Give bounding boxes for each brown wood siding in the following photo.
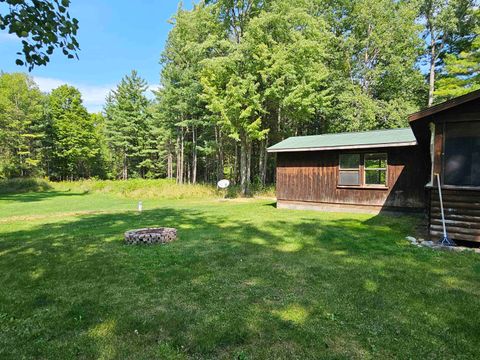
[433,123,443,175]
[276,146,429,209]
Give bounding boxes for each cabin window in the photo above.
[364,153,387,186]
[339,154,360,185]
[444,122,480,187]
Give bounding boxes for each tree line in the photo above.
[0,0,479,194]
[0,71,157,180]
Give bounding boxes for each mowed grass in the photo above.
[0,188,479,359]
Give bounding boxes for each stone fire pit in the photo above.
[124,227,177,245]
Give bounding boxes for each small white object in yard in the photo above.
[405,236,417,244]
[217,179,230,189]
[138,201,143,212]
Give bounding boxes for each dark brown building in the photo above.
[269,128,430,213]
[269,90,480,243]
[409,90,480,243]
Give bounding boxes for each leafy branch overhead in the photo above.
[0,0,79,70]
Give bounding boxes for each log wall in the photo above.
[429,188,480,242]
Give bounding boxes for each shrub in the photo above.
[0,178,52,194]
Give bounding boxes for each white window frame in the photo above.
[364,153,388,187]
[338,153,361,186]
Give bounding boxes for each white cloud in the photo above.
[146,84,162,101]
[33,76,114,113]
[33,77,69,92]
[33,76,161,113]
[148,84,161,93]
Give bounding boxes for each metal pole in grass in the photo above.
[435,173,455,246]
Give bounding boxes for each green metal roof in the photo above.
[267,128,417,153]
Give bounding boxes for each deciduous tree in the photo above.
[418,0,477,105]
[47,85,101,179]
[0,0,79,70]
[0,72,46,178]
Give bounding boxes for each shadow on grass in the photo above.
[0,190,87,203]
[0,206,479,359]
[262,202,277,208]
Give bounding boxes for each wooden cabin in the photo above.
[268,128,430,213]
[268,89,480,243]
[409,90,480,243]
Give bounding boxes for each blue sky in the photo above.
[0,0,193,112]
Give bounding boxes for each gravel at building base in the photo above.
[406,236,480,253]
[125,227,177,245]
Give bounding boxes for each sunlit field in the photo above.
[0,181,479,359]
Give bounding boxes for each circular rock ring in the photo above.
[124,227,177,245]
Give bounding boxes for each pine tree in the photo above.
[419,0,477,105]
[104,70,155,179]
[435,10,480,100]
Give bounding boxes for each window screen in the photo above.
[365,153,387,186]
[339,154,360,185]
[444,122,480,186]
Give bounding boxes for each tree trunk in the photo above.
[246,140,251,195]
[277,105,282,137]
[167,149,173,179]
[259,134,268,186]
[192,125,197,184]
[363,23,372,93]
[428,30,436,106]
[240,133,251,196]
[233,141,239,185]
[204,157,209,183]
[240,137,248,195]
[215,126,224,181]
[179,129,184,184]
[176,132,181,184]
[123,151,128,180]
[258,140,264,185]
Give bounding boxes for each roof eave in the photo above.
[408,89,480,122]
[267,141,417,153]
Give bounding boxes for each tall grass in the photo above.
[0,178,276,199]
[0,178,52,194]
[53,179,220,199]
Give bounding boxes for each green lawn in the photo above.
[0,189,479,359]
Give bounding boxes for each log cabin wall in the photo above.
[426,98,480,243]
[276,145,429,210]
[429,188,480,242]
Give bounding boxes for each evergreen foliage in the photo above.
[435,9,480,100]
[0,0,478,188]
[418,0,477,105]
[104,70,158,179]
